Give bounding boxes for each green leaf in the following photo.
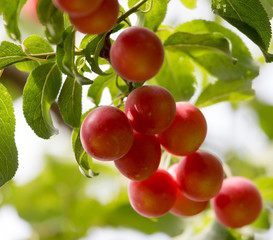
[144,0,167,31]
[15,35,54,72]
[0,41,27,70]
[58,77,82,128]
[37,0,64,44]
[23,35,54,54]
[0,84,18,187]
[195,79,255,108]
[164,32,234,60]
[14,61,39,73]
[128,0,167,31]
[88,71,116,106]
[79,35,98,50]
[85,33,110,76]
[148,26,196,101]
[255,177,273,202]
[180,0,197,9]
[252,100,273,140]
[151,52,196,101]
[72,111,98,178]
[56,27,91,85]
[23,63,62,139]
[259,0,273,19]
[176,20,259,81]
[1,0,27,41]
[164,31,243,81]
[211,0,272,62]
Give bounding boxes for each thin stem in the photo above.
[77,58,87,73]
[27,52,56,59]
[223,162,233,178]
[160,151,172,170]
[116,0,148,24]
[26,49,85,61]
[138,0,153,13]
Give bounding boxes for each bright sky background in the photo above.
[1,0,273,239]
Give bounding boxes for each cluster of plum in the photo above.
[52,0,262,229]
[80,84,262,229]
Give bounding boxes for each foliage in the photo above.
[0,0,273,239]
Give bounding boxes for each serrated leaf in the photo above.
[58,77,82,128]
[56,26,91,85]
[212,0,272,62]
[1,0,27,41]
[37,0,64,44]
[88,71,116,106]
[195,79,255,108]
[176,20,259,80]
[260,0,273,19]
[16,35,54,72]
[72,111,98,178]
[180,0,197,9]
[23,63,62,139]
[0,84,18,186]
[0,41,27,70]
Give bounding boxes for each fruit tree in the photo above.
[0,0,273,239]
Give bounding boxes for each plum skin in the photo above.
[69,0,119,35]
[110,26,165,82]
[80,106,134,161]
[175,151,224,202]
[157,102,207,156]
[125,85,176,135]
[211,176,263,228]
[128,169,177,218]
[168,163,209,217]
[114,131,161,181]
[52,0,103,17]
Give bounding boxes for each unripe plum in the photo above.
[168,164,209,217]
[110,26,164,82]
[211,176,263,228]
[176,151,224,202]
[125,85,176,135]
[80,106,134,161]
[128,169,177,218]
[157,102,207,156]
[69,0,119,35]
[52,0,103,17]
[114,131,161,181]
